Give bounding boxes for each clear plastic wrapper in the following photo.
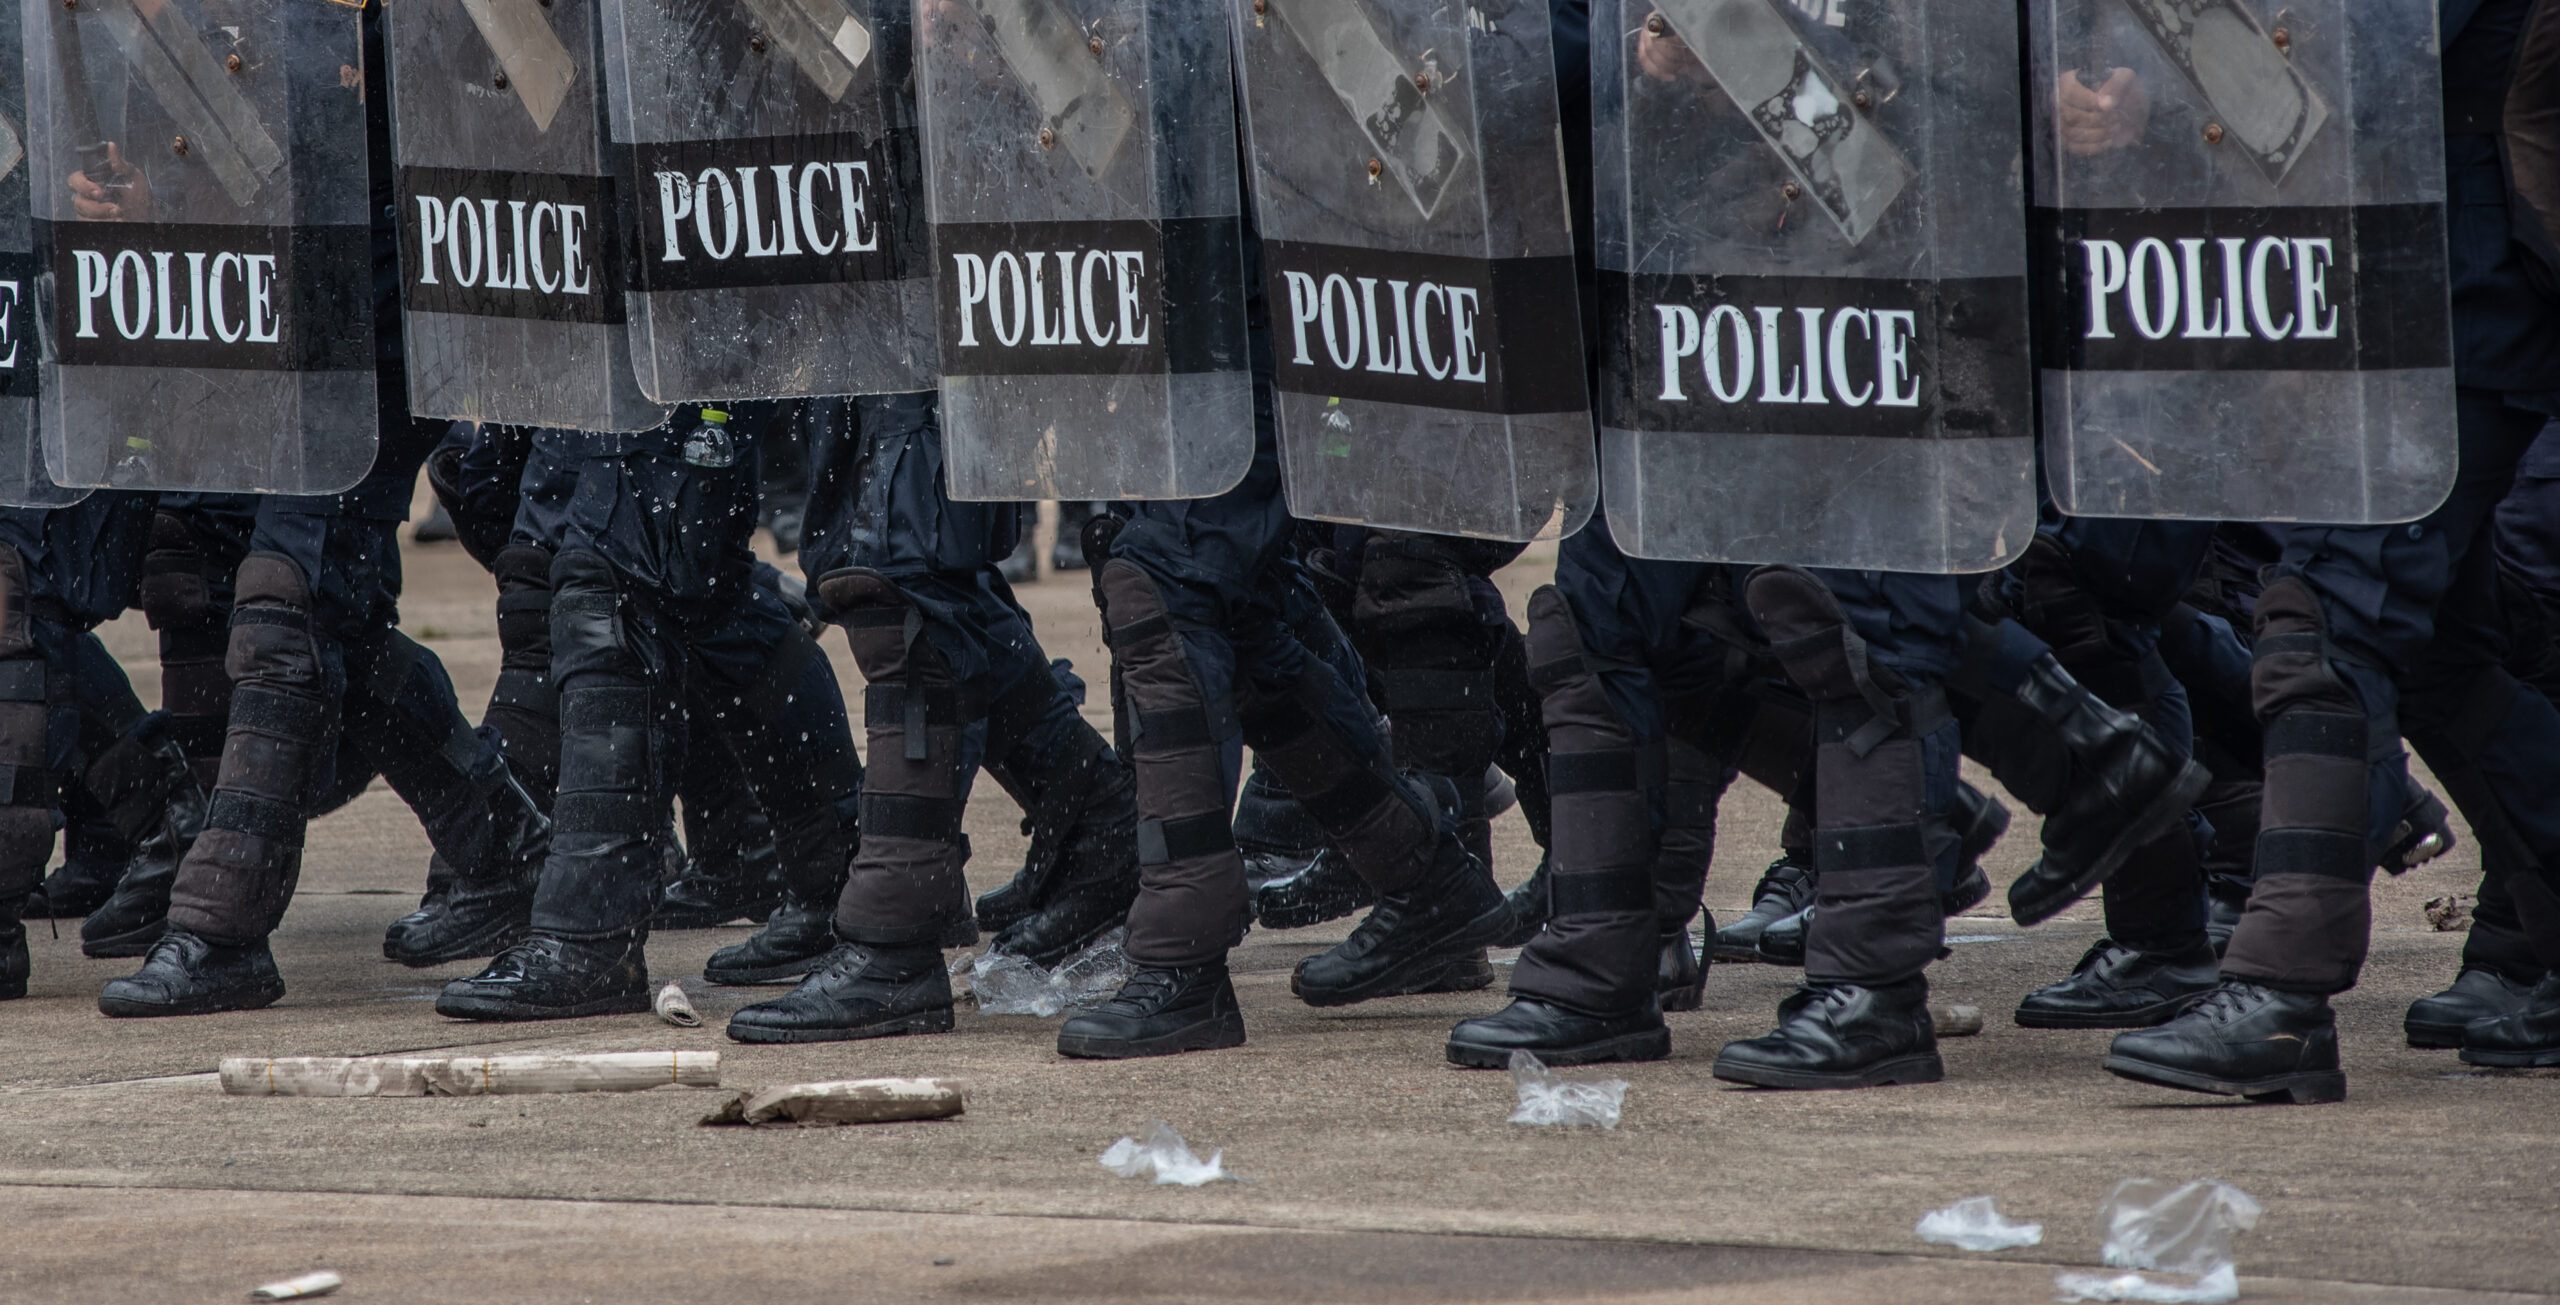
[1914,1196,2043,1251]
[1098,1120,1232,1185]
[968,928,1132,1017]
[1506,1050,1628,1129]
[2055,1177,2260,1303]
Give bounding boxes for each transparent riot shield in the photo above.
[2029,0,2454,523]
[1233,0,1594,541]
[1594,0,2036,572]
[0,0,79,506]
[389,0,669,431]
[600,0,935,402]
[919,0,1255,500]
[26,0,376,494]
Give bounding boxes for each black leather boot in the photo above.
[26,852,124,919]
[2103,980,2346,1103]
[1291,837,1515,1007]
[1658,920,1708,1012]
[2006,654,2211,927]
[1715,852,1812,962]
[2406,967,2542,1050]
[704,897,840,985]
[0,904,26,999]
[1057,961,1246,1059]
[2204,887,2247,956]
[97,929,284,1017]
[80,828,187,958]
[2459,974,2560,1067]
[383,855,457,960]
[1496,853,1551,947]
[1253,848,1375,930]
[1446,996,1670,1068]
[2015,937,2220,1029]
[387,775,548,967]
[725,943,953,1043]
[651,838,784,929]
[1712,977,1941,1089]
[981,749,1141,966]
[434,933,651,1020]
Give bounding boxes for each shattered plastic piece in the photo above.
[1506,1049,1628,1129]
[654,981,702,1027]
[2424,894,2472,932]
[969,928,1133,1016]
[1930,1003,1985,1036]
[218,1052,720,1097]
[1099,1120,1233,1185]
[2055,1264,2240,1303]
[249,1270,343,1300]
[1914,1196,2042,1250]
[700,1077,968,1127]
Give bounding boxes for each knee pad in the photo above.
[548,549,639,686]
[226,553,319,689]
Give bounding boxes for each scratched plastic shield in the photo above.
[918,0,1254,500]
[1233,0,1594,541]
[600,0,935,401]
[0,0,79,505]
[2030,0,2454,523]
[1595,0,2035,571]
[26,0,376,493]
[389,0,669,431]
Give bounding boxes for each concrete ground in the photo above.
[2,524,2554,1305]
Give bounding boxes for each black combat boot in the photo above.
[1447,996,1670,1068]
[96,929,284,1017]
[1716,851,1812,962]
[2015,938,2220,1029]
[1495,853,1550,947]
[1659,919,1708,1012]
[26,846,125,919]
[434,932,651,1020]
[2103,980,2345,1102]
[0,905,26,999]
[385,770,548,967]
[1712,977,1941,1090]
[979,742,1141,966]
[2459,974,2560,1067]
[2204,887,2248,956]
[81,822,191,958]
[725,943,953,1042]
[1291,836,1513,1007]
[1057,961,1246,1059]
[651,837,784,928]
[2407,968,2544,1050]
[1254,849,1376,930]
[383,855,456,960]
[705,895,841,985]
[2005,653,2211,926]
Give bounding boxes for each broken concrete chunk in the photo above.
[219,1052,720,1097]
[700,1077,969,1127]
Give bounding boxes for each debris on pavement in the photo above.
[700,1078,968,1127]
[1099,1120,1233,1185]
[2424,895,2473,931]
[654,981,702,1027]
[219,1051,721,1097]
[967,928,1133,1016]
[1913,1195,2042,1250]
[1929,1003,1985,1036]
[2054,1177,2261,1303]
[249,1270,342,1300]
[1506,1049,1629,1129]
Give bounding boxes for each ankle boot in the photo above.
[2007,653,2211,926]
[725,943,953,1043]
[2407,967,2543,1049]
[1712,977,1941,1089]
[1716,851,1813,962]
[1291,835,1513,1007]
[1056,961,1246,1059]
[97,929,284,1017]
[1447,996,1670,1068]
[2015,937,2220,1029]
[2459,973,2560,1067]
[2103,980,2345,1103]
[434,932,651,1021]
[705,896,842,984]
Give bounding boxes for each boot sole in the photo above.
[1290,901,1516,1008]
[2456,1045,2560,1068]
[1710,1050,1944,1090]
[391,918,531,970]
[2010,759,2212,928]
[1056,1008,1247,1060]
[98,980,285,1019]
[2014,991,2210,1030]
[703,953,833,986]
[1447,1025,1670,1069]
[726,1005,956,1044]
[434,989,654,1022]
[81,920,168,959]
[2100,1053,2347,1103]
[2404,1019,2470,1050]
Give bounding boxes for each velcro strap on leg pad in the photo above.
[1814,684,1949,759]
[2264,710,2365,759]
[1374,667,1494,713]
[551,791,664,837]
[228,606,309,633]
[865,682,978,731]
[560,686,652,731]
[1548,869,1656,916]
[860,791,964,841]
[207,789,305,845]
[1547,745,1664,796]
[0,658,45,703]
[0,762,60,807]
[1134,704,1230,752]
[1137,812,1236,865]
[2255,828,2373,882]
[230,686,327,738]
[1106,612,1173,648]
[1813,822,1929,873]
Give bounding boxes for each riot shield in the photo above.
[2029,0,2454,523]
[1232,0,1595,541]
[0,0,79,506]
[919,0,1255,501]
[26,0,376,494]
[1594,0,2036,572]
[600,0,935,402]
[389,0,670,431]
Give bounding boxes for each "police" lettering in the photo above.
[948,248,1151,349]
[652,162,877,263]
[1651,302,1919,408]
[410,195,592,296]
[2077,235,2336,344]
[70,247,281,344]
[1279,270,1487,383]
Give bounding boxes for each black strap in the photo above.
[1814,822,1928,873]
[230,687,327,738]
[837,605,908,629]
[1136,811,1236,865]
[2254,828,2372,881]
[2264,710,2365,760]
[1526,653,1586,693]
[561,686,651,731]
[0,762,60,807]
[1548,869,1654,915]
[2253,631,2324,659]
[860,791,962,841]
[1134,705,1223,752]
[207,789,305,845]
[551,790,664,837]
[1546,745,1663,795]
[228,606,308,631]
[1107,613,1172,648]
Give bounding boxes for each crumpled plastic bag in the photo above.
[1506,1049,1628,1129]
[2054,1178,2260,1303]
[969,929,1132,1017]
[1914,1196,2043,1251]
[1099,1120,1232,1185]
